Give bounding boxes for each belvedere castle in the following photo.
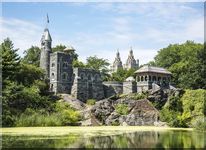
[40,25,172,102]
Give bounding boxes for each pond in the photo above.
[1,126,205,149]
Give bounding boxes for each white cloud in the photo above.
[1,17,42,56]
[1,2,203,67]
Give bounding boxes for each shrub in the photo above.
[191,117,206,131]
[119,93,147,100]
[60,109,81,125]
[15,109,62,127]
[115,104,129,115]
[181,90,206,125]
[159,108,187,127]
[111,120,120,126]
[15,103,82,127]
[86,99,96,105]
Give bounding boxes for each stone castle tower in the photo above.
[40,28,52,78]
[124,47,139,70]
[111,50,123,72]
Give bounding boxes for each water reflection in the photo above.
[2,130,206,148]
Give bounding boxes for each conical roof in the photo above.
[43,28,52,41]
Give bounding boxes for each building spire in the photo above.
[116,49,120,57]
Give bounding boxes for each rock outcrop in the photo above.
[91,98,159,126]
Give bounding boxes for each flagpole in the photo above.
[46,13,49,29]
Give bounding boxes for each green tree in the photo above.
[72,59,86,68]
[52,44,66,52]
[86,56,110,81]
[86,56,110,70]
[22,46,41,67]
[1,38,20,81]
[109,68,136,82]
[16,63,45,86]
[153,41,205,89]
[52,44,78,60]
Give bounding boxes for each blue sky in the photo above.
[1,2,204,64]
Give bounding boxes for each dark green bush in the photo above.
[15,102,81,126]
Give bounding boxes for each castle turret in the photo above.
[40,16,52,78]
[111,50,123,72]
[124,47,139,70]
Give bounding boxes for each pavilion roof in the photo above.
[135,65,172,75]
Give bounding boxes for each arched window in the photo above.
[88,74,92,81]
[51,73,55,78]
[168,77,170,82]
[137,76,140,82]
[80,73,85,80]
[63,62,68,68]
[141,76,144,81]
[152,76,156,81]
[94,74,99,81]
[62,73,67,80]
[145,76,148,81]
[50,84,53,91]
[52,63,55,67]
[158,77,161,81]
[149,76,151,81]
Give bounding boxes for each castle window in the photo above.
[149,76,151,81]
[145,76,148,81]
[137,76,140,82]
[141,76,144,81]
[88,74,92,81]
[80,73,85,80]
[94,74,99,81]
[152,76,156,81]
[50,84,53,91]
[62,73,67,80]
[63,62,68,68]
[52,63,55,67]
[51,73,55,78]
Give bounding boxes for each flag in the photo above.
[47,14,49,23]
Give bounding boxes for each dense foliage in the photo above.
[160,89,206,129]
[22,46,41,67]
[1,38,81,127]
[109,68,136,82]
[152,41,206,89]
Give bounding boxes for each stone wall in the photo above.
[103,81,123,97]
[50,52,73,94]
[71,68,104,102]
[123,81,137,94]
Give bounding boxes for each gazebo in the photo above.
[134,65,172,92]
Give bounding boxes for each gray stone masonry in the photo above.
[49,52,73,94]
[103,81,123,97]
[71,68,104,102]
[123,81,137,94]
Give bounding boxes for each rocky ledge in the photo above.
[90,98,159,126]
[62,88,181,126]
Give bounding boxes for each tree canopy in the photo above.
[153,41,205,89]
[22,46,41,67]
[1,38,20,81]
